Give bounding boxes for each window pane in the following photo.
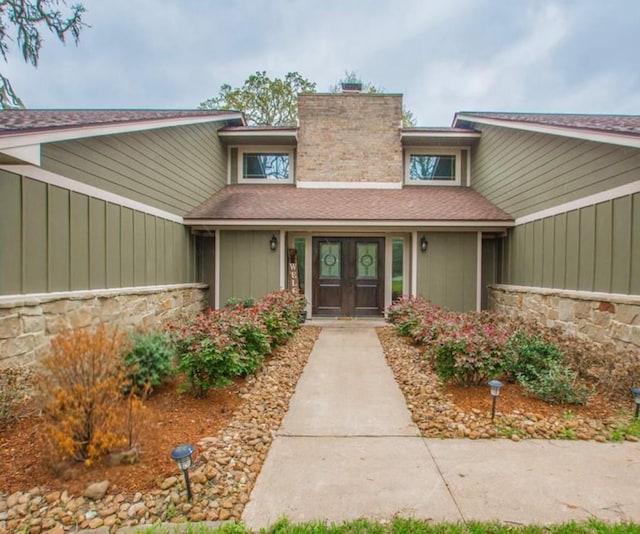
[409,155,455,181]
[320,242,341,278]
[243,153,290,179]
[392,238,403,300]
[357,243,377,279]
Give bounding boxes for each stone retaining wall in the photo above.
[0,284,208,367]
[488,284,640,351]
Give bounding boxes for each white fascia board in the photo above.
[219,129,297,139]
[0,164,184,223]
[0,144,40,165]
[0,113,243,150]
[401,131,481,140]
[515,179,640,225]
[296,181,403,189]
[185,219,514,228]
[455,114,640,149]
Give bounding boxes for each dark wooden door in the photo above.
[312,237,384,316]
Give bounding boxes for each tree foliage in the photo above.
[199,70,316,126]
[331,70,417,127]
[0,0,87,109]
[200,69,418,127]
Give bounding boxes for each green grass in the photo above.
[609,418,640,442]
[391,277,403,298]
[131,518,640,534]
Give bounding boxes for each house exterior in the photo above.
[0,96,638,366]
[453,113,640,350]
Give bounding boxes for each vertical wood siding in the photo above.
[0,171,197,296]
[41,122,228,216]
[505,192,640,294]
[471,125,640,219]
[416,232,477,312]
[219,231,280,305]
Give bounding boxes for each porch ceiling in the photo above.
[185,185,513,224]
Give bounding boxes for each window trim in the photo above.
[404,147,462,186]
[237,146,295,184]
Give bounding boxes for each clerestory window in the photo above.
[405,149,461,186]
[238,147,294,183]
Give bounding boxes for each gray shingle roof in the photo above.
[456,112,640,137]
[186,185,513,222]
[0,109,242,136]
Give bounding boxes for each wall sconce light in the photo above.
[632,387,640,418]
[170,444,194,501]
[269,235,278,251]
[488,380,503,421]
[420,236,428,252]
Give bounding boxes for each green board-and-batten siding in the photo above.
[416,232,477,312]
[219,231,280,305]
[0,170,198,296]
[41,122,228,216]
[470,125,640,219]
[503,193,640,295]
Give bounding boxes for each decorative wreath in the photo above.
[360,254,374,267]
[323,254,337,266]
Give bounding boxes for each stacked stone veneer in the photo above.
[296,93,403,183]
[489,284,640,351]
[0,284,207,367]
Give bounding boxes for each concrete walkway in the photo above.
[242,326,640,530]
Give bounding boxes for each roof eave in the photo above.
[184,218,514,228]
[218,128,298,145]
[0,112,245,151]
[401,129,481,147]
[454,113,640,149]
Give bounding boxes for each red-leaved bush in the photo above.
[386,297,640,404]
[173,290,307,397]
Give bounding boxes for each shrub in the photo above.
[225,296,255,309]
[229,307,271,374]
[505,333,591,405]
[258,290,307,345]
[431,313,509,386]
[387,296,435,340]
[124,331,177,398]
[0,366,36,430]
[174,310,238,397]
[517,360,590,404]
[503,333,563,383]
[42,326,131,462]
[173,290,306,397]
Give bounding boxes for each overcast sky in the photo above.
[3,0,639,126]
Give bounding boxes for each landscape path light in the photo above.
[632,387,640,419]
[488,380,503,421]
[170,444,194,501]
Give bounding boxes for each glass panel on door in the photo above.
[320,242,341,278]
[356,243,378,279]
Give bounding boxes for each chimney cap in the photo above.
[340,82,363,93]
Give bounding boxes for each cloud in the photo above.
[0,0,638,122]
[408,2,572,124]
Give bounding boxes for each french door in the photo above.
[312,237,384,316]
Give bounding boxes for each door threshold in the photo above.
[306,317,387,327]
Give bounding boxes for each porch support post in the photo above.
[279,229,286,289]
[304,234,312,316]
[214,229,221,309]
[476,231,482,311]
[411,231,418,298]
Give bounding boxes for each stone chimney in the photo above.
[296,93,403,184]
